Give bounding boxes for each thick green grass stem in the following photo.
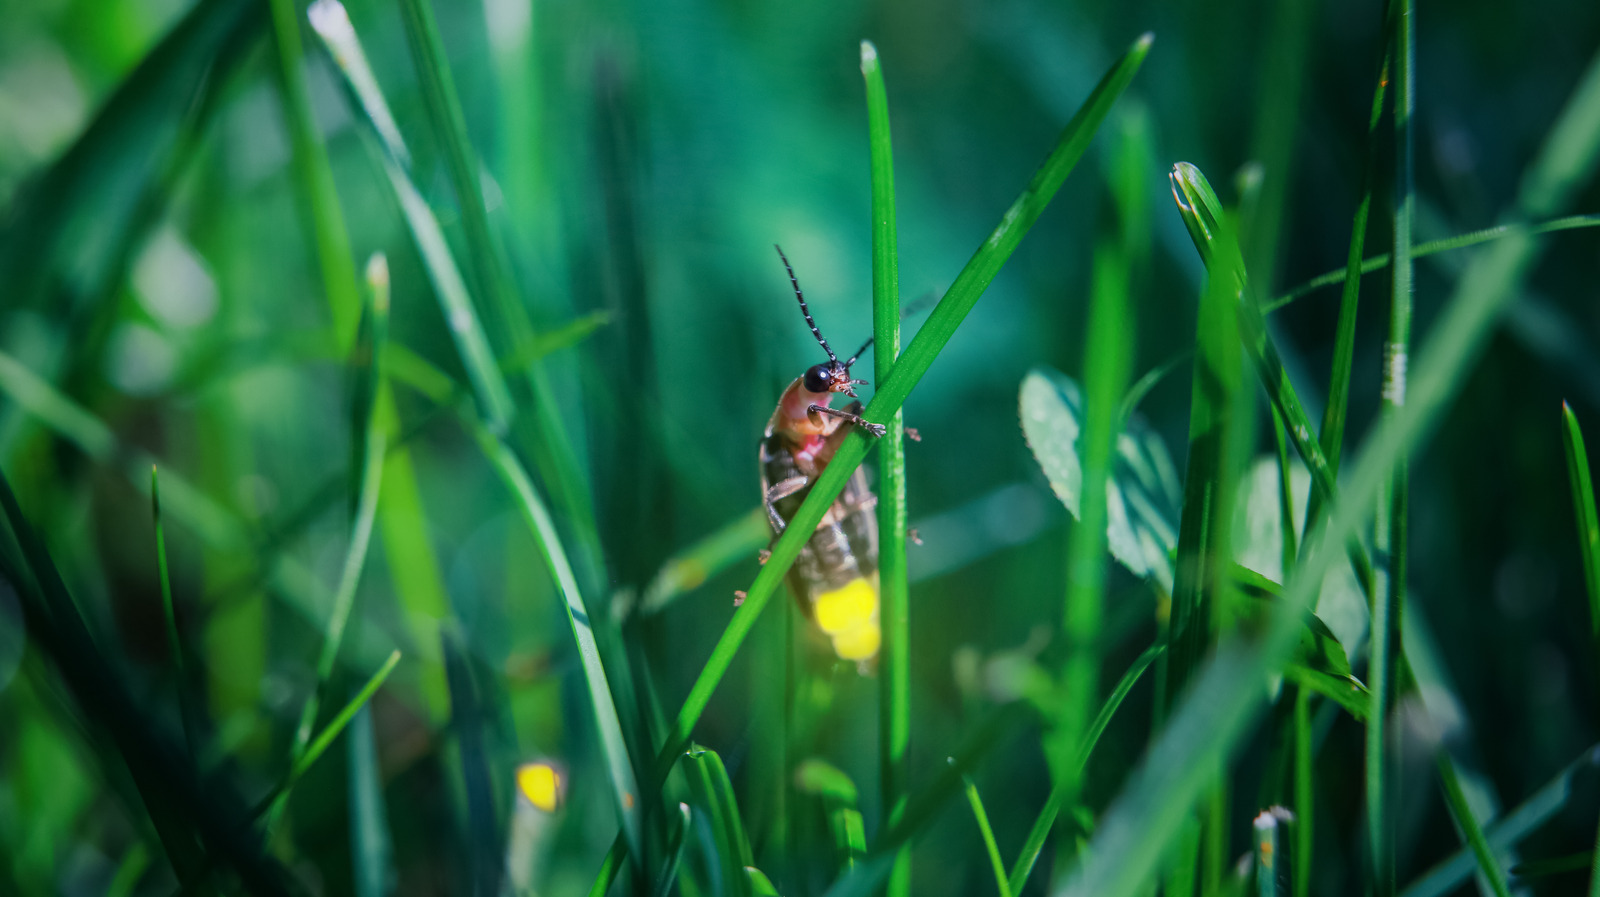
[1369,3,1413,892]
[861,38,912,897]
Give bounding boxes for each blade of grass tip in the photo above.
[1434,753,1513,897]
[1008,643,1164,894]
[151,466,198,762]
[266,0,361,350]
[1292,689,1313,897]
[963,773,1015,897]
[861,37,912,897]
[1304,23,1392,536]
[651,803,693,897]
[589,36,1152,890]
[747,867,782,896]
[1369,4,1414,892]
[1264,214,1600,313]
[1562,403,1600,664]
[1054,41,1600,897]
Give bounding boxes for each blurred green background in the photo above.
[1,0,1599,894]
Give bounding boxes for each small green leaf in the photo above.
[1021,366,1182,590]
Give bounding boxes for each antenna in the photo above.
[844,336,873,368]
[774,244,836,362]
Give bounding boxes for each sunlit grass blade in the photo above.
[1263,214,1600,313]
[151,466,198,762]
[962,774,1014,897]
[1054,41,1600,897]
[862,37,912,897]
[747,867,782,896]
[266,0,361,349]
[585,34,1151,889]
[1008,643,1163,894]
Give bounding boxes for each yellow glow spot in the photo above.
[831,622,881,661]
[517,763,561,812]
[813,578,877,635]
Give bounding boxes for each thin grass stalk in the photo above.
[265,0,361,350]
[962,775,1014,897]
[278,259,391,823]
[1304,22,1392,535]
[1263,214,1600,313]
[1369,3,1414,892]
[861,39,910,897]
[150,466,197,762]
[1565,404,1600,897]
[1254,810,1285,897]
[1270,407,1298,570]
[1008,644,1163,894]
[1434,756,1513,897]
[590,36,1151,890]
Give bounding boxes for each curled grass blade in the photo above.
[650,803,692,897]
[862,38,912,897]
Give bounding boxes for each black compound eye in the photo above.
[803,364,832,393]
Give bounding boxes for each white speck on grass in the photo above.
[1382,341,1408,405]
[860,40,878,72]
[307,0,354,40]
[450,308,473,334]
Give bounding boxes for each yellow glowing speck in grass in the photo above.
[813,578,877,634]
[516,762,561,812]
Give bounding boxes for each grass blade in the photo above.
[1433,753,1512,897]
[795,758,867,871]
[1562,402,1600,664]
[347,702,393,897]
[962,775,1014,897]
[151,466,198,762]
[1293,690,1313,897]
[1253,809,1288,897]
[1008,643,1164,894]
[684,746,754,897]
[1369,4,1415,890]
[266,0,361,349]
[650,803,692,897]
[862,38,912,897]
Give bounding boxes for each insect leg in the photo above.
[808,404,887,437]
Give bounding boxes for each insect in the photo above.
[760,245,885,663]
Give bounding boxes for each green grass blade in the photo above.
[347,702,393,897]
[306,0,515,431]
[963,775,1015,897]
[862,38,912,897]
[1433,753,1512,897]
[651,803,692,897]
[796,758,867,871]
[1263,214,1600,313]
[635,508,769,618]
[747,866,782,896]
[473,427,643,862]
[1238,0,1313,295]
[684,747,750,897]
[1053,40,1600,896]
[1562,403,1600,662]
[150,466,197,762]
[1306,33,1391,535]
[266,0,361,350]
[1370,4,1415,890]
[281,259,391,811]
[1009,644,1163,894]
